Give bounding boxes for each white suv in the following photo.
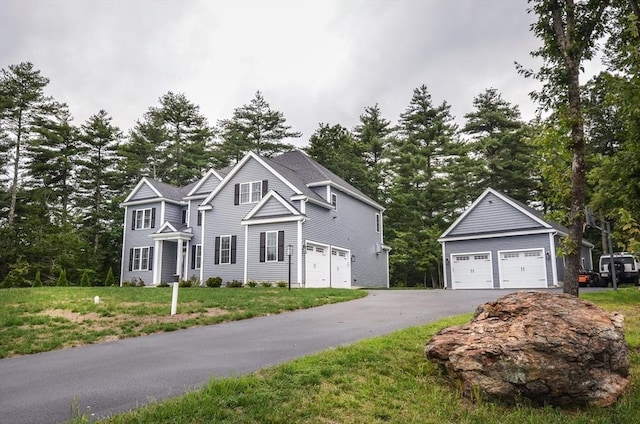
[599,252,640,285]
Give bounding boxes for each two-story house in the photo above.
[120,150,390,288]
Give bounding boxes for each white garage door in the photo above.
[305,244,330,288]
[499,249,547,288]
[451,253,493,289]
[331,248,351,288]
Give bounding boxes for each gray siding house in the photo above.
[438,188,593,289]
[120,150,389,288]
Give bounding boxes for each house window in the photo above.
[214,235,236,265]
[133,208,154,230]
[266,231,278,262]
[260,230,284,262]
[375,213,380,233]
[240,181,262,204]
[331,192,337,209]
[192,244,202,269]
[197,210,202,226]
[181,209,187,224]
[220,236,231,264]
[130,247,152,271]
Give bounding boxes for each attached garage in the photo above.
[439,188,594,290]
[498,249,547,289]
[305,242,351,288]
[450,252,493,289]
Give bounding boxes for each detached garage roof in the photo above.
[439,188,593,247]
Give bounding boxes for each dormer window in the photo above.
[331,192,337,209]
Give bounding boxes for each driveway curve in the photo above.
[1,289,550,423]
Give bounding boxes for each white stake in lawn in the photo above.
[171,282,179,315]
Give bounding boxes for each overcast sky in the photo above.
[3,0,551,147]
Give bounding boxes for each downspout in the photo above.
[549,232,558,286]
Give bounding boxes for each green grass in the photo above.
[0,286,366,358]
[98,288,640,424]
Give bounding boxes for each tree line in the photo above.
[2,1,639,289]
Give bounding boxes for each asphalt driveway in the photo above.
[1,288,551,423]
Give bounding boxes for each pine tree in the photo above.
[217,91,301,164]
[385,85,462,286]
[462,88,536,203]
[0,62,54,225]
[104,266,115,287]
[76,110,122,262]
[56,268,68,287]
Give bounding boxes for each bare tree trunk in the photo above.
[8,112,23,225]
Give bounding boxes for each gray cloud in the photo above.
[3,0,550,146]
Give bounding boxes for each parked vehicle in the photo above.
[579,267,602,287]
[599,252,640,285]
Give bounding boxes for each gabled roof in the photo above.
[439,188,594,247]
[270,150,384,210]
[186,169,224,197]
[242,190,305,224]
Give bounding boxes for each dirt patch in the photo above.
[42,309,102,323]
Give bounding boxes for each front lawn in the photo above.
[98,288,640,424]
[0,286,366,358]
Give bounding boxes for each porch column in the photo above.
[176,239,184,281]
[153,239,162,285]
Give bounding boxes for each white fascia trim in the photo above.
[149,232,194,241]
[441,241,447,289]
[297,219,303,286]
[291,194,333,210]
[201,152,303,206]
[183,194,209,201]
[156,221,178,233]
[121,198,185,207]
[438,228,555,242]
[440,188,551,239]
[198,204,213,211]
[122,177,162,204]
[199,210,206,284]
[186,169,224,197]
[306,181,385,211]
[241,215,306,226]
[244,190,302,221]
[244,225,248,284]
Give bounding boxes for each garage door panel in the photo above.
[499,249,547,288]
[305,244,329,288]
[331,248,351,289]
[451,252,493,289]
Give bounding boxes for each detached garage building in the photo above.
[439,188,594,289]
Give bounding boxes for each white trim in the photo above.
[199,209,206,284]
[153,240,162,285]
[219,234,233,265]
[120,206,128,286]
[549,232,558,285]
[440,188,551,239]
[160,201,166,227]
[122,177,163,204]
[241,215,306,226]
[297,219,303,287]
[186,169,224,197]
[265,230,279,262]
[243,190,302,221]
[439,228,555,242]
[121,198,185,207]
[149,231,194,241]
[306,180,385,211]
[201,152,302,206]
[244,225,248,284]
[441,240,447,289]
[291,194,334,210]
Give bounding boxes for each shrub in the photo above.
[56,269,69,287]
[206,276,222,288]
[261,281,273,288]
[121,281,133,287]
[276,281,287,288]
[188,275,201,287]
[158,281,170,287]
[2,257,32,288]
[33,270,43,288]
[80,270,91,287]
[179,280,192,288]
[226,280,244,288]
[104,267,116,287]
[247,280,258,288]
[135,278,145,287]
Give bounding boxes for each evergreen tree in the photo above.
[123,92,214,186]
[104,266,115,287]
[0,62,54,225]
[76,110,122,265]
[217,91,301,164]
[28,104,77,226]
[305,123,368,189]
[462,88,536,203]
[353,104,392,203]
[56,268,69,287]
[385,85,462,286]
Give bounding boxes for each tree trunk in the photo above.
[8,111,23,225]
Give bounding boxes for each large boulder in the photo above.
[424,291,629,407]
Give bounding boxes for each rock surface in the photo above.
[424,291,629,407]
